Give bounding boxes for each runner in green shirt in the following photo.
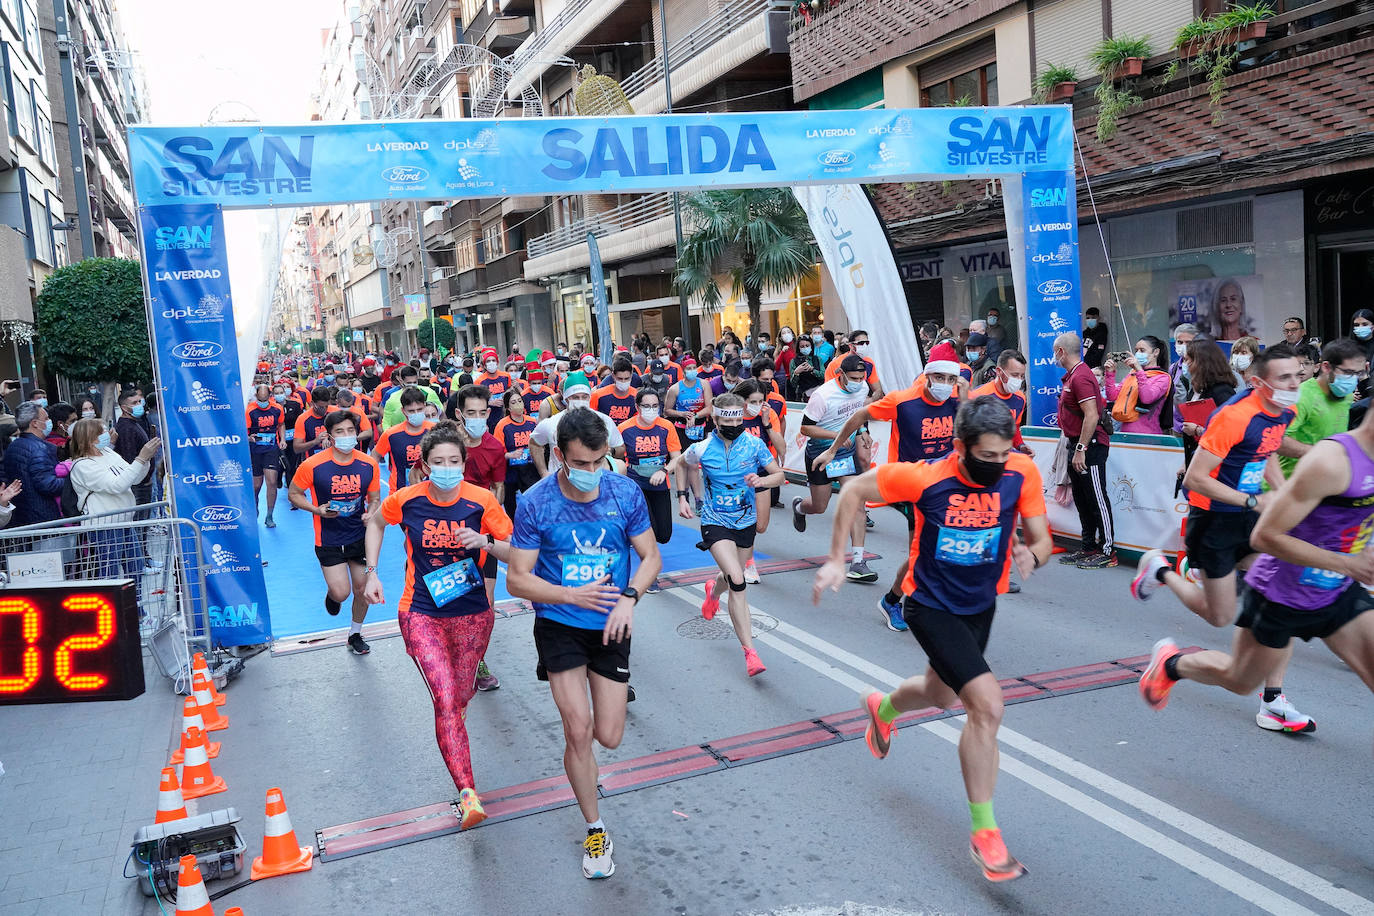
[1277,338,1364,477]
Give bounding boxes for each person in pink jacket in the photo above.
[1104,335,1173,435]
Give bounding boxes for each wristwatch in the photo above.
[1244,494,1258,510]
[1074,443,1087,452]
[364,565,378,574]
[620,586,640,605]
[486,533,495,546]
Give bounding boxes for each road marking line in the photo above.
[924,719,1317,916]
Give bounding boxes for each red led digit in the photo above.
[0,598,41,693]
[54,594,115,691]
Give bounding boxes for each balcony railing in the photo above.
[620,0,788,101]
[527,193,675,259]
[506,0,596,86]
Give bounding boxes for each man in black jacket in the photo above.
[113,389,154,506]
[2,401,62,525]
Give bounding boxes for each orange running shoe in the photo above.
[970,828,1026,882]
[458,788,487,830]
[701,580,720,620]
[863,691,894,759]
[743,647,766,677]
[1139,638,1180,711]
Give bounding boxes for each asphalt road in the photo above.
[19,499,1374,916]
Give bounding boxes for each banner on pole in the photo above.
[403,293,426,330]
[140,203,273,646]
[587,232,613,365]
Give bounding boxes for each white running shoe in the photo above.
[1256,693,1316,733]
[1130,549,1170,601]
[743,561,760,584]
[582,827,615,879]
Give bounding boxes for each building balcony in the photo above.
[506,0,650,96]
[621,0,790,113]
[499,0,535,14]
[525,192,677,278]
[501,195,545,219]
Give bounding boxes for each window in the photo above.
[0,0,17,29]
[35,109,52,168]
[12,75,32,148]
[550,91,574,117]
[483,222,505,260]
[918,37,998,107]
[29,193,52,266]
[20,0,39,71]
[1,44,13,138]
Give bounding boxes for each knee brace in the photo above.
[728,577,747,592]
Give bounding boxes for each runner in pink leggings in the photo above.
[363,421,513,828]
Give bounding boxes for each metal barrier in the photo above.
[0,501,213,687]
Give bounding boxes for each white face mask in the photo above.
[1231,353,1252,371]
[614,379,630,393]
[781,332,794,343]
[1003,375,1024,392]
[854,343,871,356]
[1268,385,1300,408]
[485,361,498,373]
[746,402,763,416]
[639,407,659,423]
[928,382,954,403]
[568,397,591,411]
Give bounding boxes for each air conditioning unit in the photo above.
[596,51,618,78]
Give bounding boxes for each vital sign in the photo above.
[0,581,143,704]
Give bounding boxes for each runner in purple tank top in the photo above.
[1136,410,1374,725]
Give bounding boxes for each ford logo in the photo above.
[382,166,428,183]
[172,341,223,360]
[818,149,855,167]
[1037,279,1073,296]
[193,505,242,524]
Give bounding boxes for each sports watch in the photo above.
[620,586,640,605]
[1244,494,1258,510]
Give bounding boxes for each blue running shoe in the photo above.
[879,595,907,631]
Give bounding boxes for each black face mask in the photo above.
[718,423,745,441]
[963,454,1006,487]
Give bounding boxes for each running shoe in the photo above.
[865,512,875,530]
[878,595,907,631]
[743,647,766,677]
[1131,549,1170,601]
[626,684,636,703]
[847,559,879,583]
[1007,581,1021,594]
[701,580,720,620]
[1139,638,1179,710]
[970,828,1026,882]
[264,514,276,529]
[582,827,615,879]
[645,580,662,595]
[347,632,371,655]
[1076,551,1119,569]
[475,660,500,691]
[1058,548,1091,565]
[862,691,894,759]
[743,561,760,584]
[1256,693,1316,733]
[457,788,487,829]
[791,496,807,532]
[325,596,342,616]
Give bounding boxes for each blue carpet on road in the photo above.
[258,469,768,638]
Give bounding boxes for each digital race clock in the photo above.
[0,580,144,704]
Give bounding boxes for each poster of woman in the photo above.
[1168,275,1263,342]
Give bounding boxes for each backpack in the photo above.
[60,458,90,518]
[1111,368,1169,424]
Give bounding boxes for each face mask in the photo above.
[333,435,357,453]
[986,315,999,327]
[256,398,270,408]
[81,409,96,419]
[97,432,111,450]
[1003,375,1024,392]
[485,361,498,373]
[1231,353,1252,371]
[651,373,664,384]
[1266,384,1300,408]
[1175,341,1189,358]
[428,465,464,490]
[781,332,794,343]
[966,350,983,362]
[352,385,363,394]
[854,343,871,356]
[839,378,861,394]
[636,407,659,424]
[1331,374,1358,398]
[323,375,335,384]
[510,370,522,380]
[812,334,823,343]
[684,369,698,382]
[568,398,591,410]
[43,418,52,437]
[1134,351,1151,364]
[798,346,811,356]
[406,411,426,427]
[1086,319,1098,329]
[717,423,745,441]
[273,393,286,403]
[928,382,954,403]
[89,387,98,394]
[131,403,145,418]
[746,403,763,416]
[1357,325,1374,340]
[614,379,630,393]
[566,466,601,492]
[463,417,487,438]
[963,453,1006,487]
[34,398,47,408]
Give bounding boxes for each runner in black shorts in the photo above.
[506,408,662,880]
[813,396,1052,882]
[246,384,285,528]
[1140,408,1374,733]
[618,388,682,594]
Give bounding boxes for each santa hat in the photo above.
[925,342,960,376]
[480,348,498,361]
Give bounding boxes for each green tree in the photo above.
[674,189,818,345]
[334,326,354,349]
[416,317,456,351]
[35,257,151,383]
[307,338,326,354]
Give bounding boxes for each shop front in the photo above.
[1306,170,1374,342]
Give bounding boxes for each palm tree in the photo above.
[674,188,818,346]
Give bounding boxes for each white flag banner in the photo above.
[793,185,922,394]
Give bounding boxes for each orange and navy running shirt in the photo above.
[522,385,554,416]
[1190,390,1294,513]
[618,416,681,491]
[244,403,283,449]
[381,481,513,618]
[292,450,381,546]
[970,380,1027,448]
[475,371,514,402]
[877,452,1045,614]
[374,419,435,490]
[867,377,959,464]
[590,386,638,424]
[293,411,329,456]
[740,408,783,458]
[494,415,538,477]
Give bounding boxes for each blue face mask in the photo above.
[1355,325,1373,340]
[428,465,464,490]
[332,435,357,453]
[273,394,286,404]
[34,398,46,408]
[1086,319,1098,329]
[406,411,426,427]
[684,369,698,383]
[43,418,52,437]
[566,466,601,492]
[463,417,487,439]
[1331,373,1359,398]
[97,432,111,450]
[323,374,336,384]
[256,398,269,408]
[131,403,145,418]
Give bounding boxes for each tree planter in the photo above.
[1048,80,1077,101]
[1235,20,1268,41]
[1112,57,1144,78]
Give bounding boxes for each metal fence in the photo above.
[0,501,212,690]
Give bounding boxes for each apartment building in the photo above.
[788,0,1374,353]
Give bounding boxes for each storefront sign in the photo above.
[1306,172,1374,233]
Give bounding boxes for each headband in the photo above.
[713,406,744,420]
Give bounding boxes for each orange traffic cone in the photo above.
[170,697,221,765]
[174,854,215,916]
[177,726,226,799]
[191,672,228,731]
[191,653,227,707]
[224,909,244,916]
[154,767,189,824]
[250,787,313,880]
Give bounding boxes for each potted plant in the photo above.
[1033,64,1079,103]
[1167,2,1273,122]
[1171,17,1216,59]
[1219,2,1272,42]
[1090,35,1151,79]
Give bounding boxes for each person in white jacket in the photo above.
[67,418,160,582]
